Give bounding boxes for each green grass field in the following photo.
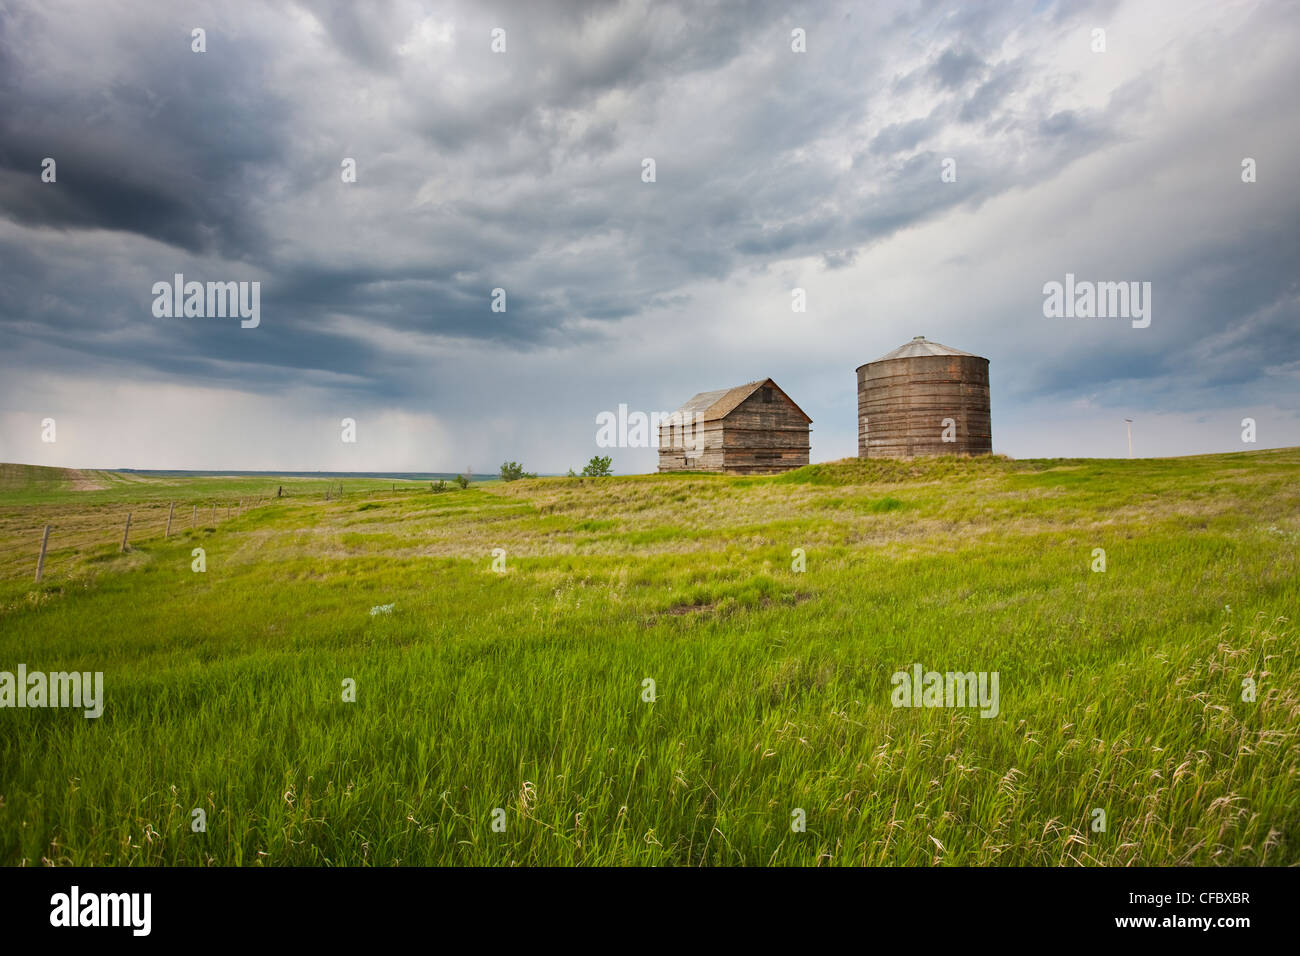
[1,450,1297,866]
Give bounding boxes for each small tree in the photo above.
[499,461,537,481]
[581,455,613,477]
[455,467,471,490]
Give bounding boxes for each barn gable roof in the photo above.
[667,378,812,424]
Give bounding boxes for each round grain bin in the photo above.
[856,336,991,458]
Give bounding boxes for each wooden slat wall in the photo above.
[658,386,810,474]
[658,422,725,472]
[857,355,991,458]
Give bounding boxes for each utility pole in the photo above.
[1125,418,1134,459]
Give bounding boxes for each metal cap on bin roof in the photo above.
[856,336,981,370]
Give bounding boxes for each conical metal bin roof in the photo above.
[856,336,981,371]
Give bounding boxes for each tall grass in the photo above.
[1,449,1297,865]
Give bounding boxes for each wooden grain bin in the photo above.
[856,336,991,458]
[658,378,812,474]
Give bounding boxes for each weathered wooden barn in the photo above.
[657,378,812,474]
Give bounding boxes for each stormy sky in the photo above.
[1,0,1297,473]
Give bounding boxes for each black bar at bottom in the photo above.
[0,865,1287,942]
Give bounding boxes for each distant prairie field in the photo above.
[0,451,1297,866]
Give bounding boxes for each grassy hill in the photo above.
[0,462,111,497]
[0,449,1297,865]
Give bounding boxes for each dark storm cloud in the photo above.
[1011,207,1300,408]
[0,16,288,259]
[0,0,1297,450]
[0,0,1112,371]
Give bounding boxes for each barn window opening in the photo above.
[761,387,773,403]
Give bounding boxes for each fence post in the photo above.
[166,501,175,537]
[211,504,216,524]
[120,512,132,552]
[35,525,51,582]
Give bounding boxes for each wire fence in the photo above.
[0,495,272,583]
[0,480,461,583]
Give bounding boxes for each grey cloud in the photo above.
[959,62,1022,123]
[931,46,984,89]
[1,0,1298,469]
[299,0,402,72]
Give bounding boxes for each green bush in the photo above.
[581,455,613,478]
[500,461,537,481]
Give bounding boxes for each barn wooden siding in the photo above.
[857,337,991,458]
[658,379,811,474]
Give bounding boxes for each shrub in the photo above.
[581,455,613,478]
[500,461,537,481]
